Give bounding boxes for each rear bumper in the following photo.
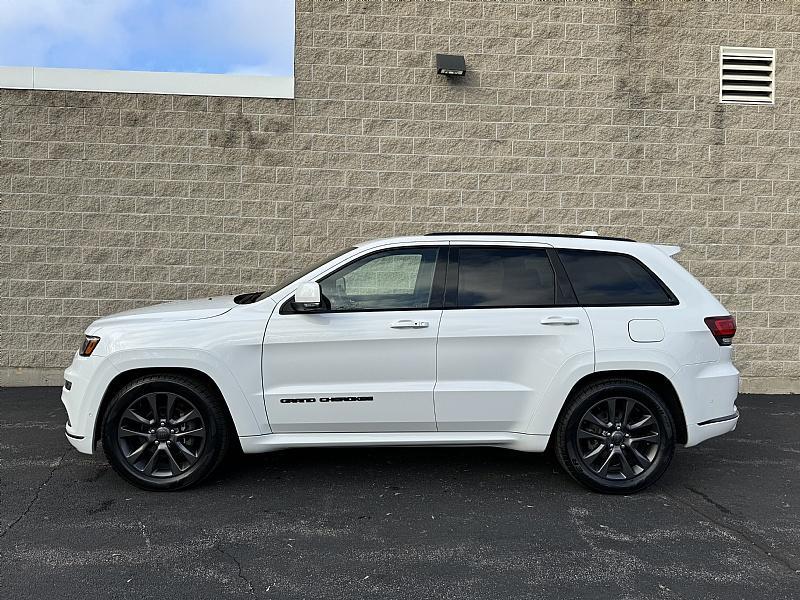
[672,361,740,447]
[687,410,739,447]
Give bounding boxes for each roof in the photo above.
[423,231,635,242]
[354,231,644,252]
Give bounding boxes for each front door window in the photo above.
[319,248,439,311]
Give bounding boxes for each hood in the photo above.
[90,296,237,327]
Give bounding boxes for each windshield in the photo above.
[255,247,355,302]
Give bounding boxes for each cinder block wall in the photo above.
[2,0,800,391]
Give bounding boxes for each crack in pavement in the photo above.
[215,540,256,597]
[658,485,800,577]
[0,447,69,539]
[686,486,731,514]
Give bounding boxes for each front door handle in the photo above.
[389,319,430,329]
[540,316,580,326]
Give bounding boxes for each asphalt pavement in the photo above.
[1,387,799,599]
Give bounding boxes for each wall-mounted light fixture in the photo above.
[436,53,466,76]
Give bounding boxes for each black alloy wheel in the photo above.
[102,374,232,491]
[575,396,661,480]
[554,378,676,494]
[116,391,207,478]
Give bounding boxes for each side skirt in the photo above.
[239,431,549,454]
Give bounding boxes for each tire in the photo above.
[554,378,676,494]
[101,374,232,491]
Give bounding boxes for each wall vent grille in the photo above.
[720,46,775,105]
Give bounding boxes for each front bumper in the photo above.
[62,352,110,454]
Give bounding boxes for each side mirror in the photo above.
[292,281,323,312]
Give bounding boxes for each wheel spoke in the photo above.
[171,409,199,425]
[166,394,176,422]
[174,427,205,440]
[125,440,150,462]
[164,445,182,475]
[629,414,654,430]
[583,411,608,429]
[618,449,635,478]
[119,426,147,438]
[597,450,615,477]
[605,397,617,424]
[125,408,151,426]
[582,444,606,462]
[146,394,159,422]
[622,399,634,426]
[577,428,605,442]
[174,440,199,462]
[629,445,652,469]
[142,446,160,475]
[629,433,659,444]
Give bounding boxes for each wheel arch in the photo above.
[93,367,240,450]
[553,370,687,445]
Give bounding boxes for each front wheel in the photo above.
[101,374,232,491]
[554,379,676,494]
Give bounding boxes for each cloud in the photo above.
[226,64,280,77]
[0,0,137,67]
[0,0,294,76]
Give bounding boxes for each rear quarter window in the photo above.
[558,249,675,306]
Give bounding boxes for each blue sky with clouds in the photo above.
[0,0,294,76]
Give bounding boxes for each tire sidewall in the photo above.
[561,382,675,494]
[102,378,224,491]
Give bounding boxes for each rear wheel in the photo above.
[554,378,675,494]
[101,374,231,491]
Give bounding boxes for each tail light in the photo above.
[704,316,736,346]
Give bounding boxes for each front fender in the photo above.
[106,349,269,439]
[64,348,269,453]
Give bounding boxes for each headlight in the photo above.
[79,335,101,356]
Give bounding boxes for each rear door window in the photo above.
[455,247,556,308]
[558,249,674,306]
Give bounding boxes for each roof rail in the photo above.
[423,232,636,242]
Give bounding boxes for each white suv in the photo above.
[62,232,739,494]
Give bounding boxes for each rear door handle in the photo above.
[390,319,429,329]
[540,316,580,326]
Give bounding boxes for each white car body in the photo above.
[62,233,739,460]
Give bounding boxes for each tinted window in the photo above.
[320,248,439,311]
[456,247,555,308]
[558,250,672,306]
